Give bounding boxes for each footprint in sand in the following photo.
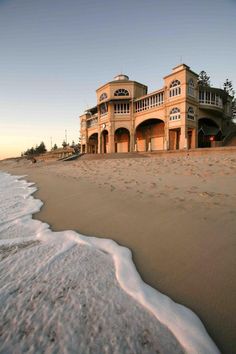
[137,190,143,194]
[172,187,179,191]
[175,197,185,202]
[158,192,167,197]
[199,192,215,198]
[191,186,198,190]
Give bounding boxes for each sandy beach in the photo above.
[1,149,236,353]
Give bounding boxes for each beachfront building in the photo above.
[80,64,235,153]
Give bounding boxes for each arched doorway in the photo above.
[88,133,98,153]
[135,119,164,152]
[115,128,130,153]
[198,118,222,148]
[101,130,109,153]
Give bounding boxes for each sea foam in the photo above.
[0,172,219,353]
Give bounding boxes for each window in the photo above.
[170,107,180,121]
[114,103,130,114]
[99,93,107,101]
[114,88,129,96]
[187,107,194,120]
[100,103,108,115]
[188,79,195,97]
[170,80,181,97]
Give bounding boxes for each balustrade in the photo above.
[135,91,164,113]
[199,90,223,108]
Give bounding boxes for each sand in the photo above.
[1,149,236,353]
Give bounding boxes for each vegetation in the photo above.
[223,79,236,121]
[198,70,211,86]
[24,141,47,157]
[62,140,67,148]
[223,79,235,97]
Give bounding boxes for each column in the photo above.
[193,128,198,148]
[109,132,115,153]
[180,125,188,149]
[98,129,101,153]
[130,100,135,152]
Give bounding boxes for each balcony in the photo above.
[87,115,98,128]
[135,90,164,113]
[199,89,223,111]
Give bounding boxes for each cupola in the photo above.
[113,74,129,81]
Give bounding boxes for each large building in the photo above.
[80,64,234,154]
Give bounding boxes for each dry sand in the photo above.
[1,150,236,353]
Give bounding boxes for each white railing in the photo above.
[199,90,223,108]
[135,91,164,113]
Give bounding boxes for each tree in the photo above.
[53,143,58,150]
[223,79,236,121]
[23,141,47,157]
[198,71,211,86]
[35,141,47,154]
[62,140,67,148]
[223,79,235,97]
[24,147,35,157]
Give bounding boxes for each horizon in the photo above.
[1,0,236,159]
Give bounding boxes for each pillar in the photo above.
[180,125,188,149]
[109,132,115,153]
[130,129,135,152]
[98,130,101,153]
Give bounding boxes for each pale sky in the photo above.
[0,0,236,159]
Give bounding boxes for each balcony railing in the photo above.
[135,90,164,113]
[87,116,98,128]
[199,90,223,109]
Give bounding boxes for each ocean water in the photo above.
[0,172,219,354]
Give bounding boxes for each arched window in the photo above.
[170,107,180,121]
[188,79,195,97]
[114,88,129,96]
[187,107,195,120]
[99,93,107,101]
[170,80,181,97]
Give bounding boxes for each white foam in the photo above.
[0,172,219,353]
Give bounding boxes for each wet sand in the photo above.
[1,150,236,353]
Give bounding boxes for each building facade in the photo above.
[80,64,234,154]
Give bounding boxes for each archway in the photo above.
[101,130,109,153]
[88,133,98,154]
[135,119,164,152]
[198,118,222,148]
[114,128,130,153]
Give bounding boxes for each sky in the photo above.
[0,0,236,159]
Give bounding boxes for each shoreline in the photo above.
[1,151,236,353]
